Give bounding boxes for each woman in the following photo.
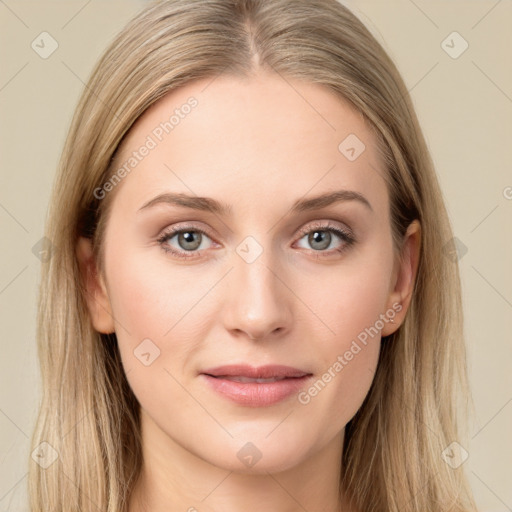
[29,0,478,511]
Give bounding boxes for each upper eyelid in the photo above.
[296,220,352,236]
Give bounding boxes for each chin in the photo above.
[199,432,313,475]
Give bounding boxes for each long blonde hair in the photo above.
[29,1,477,510]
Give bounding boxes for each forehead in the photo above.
[110,71,387,216]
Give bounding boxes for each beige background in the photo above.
[0,1,511,510]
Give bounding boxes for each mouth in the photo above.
[199,364,313,407]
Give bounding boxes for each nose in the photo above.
[221,248,292,341]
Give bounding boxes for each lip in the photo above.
[200,364,313,407]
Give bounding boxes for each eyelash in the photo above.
[156,221,356,261]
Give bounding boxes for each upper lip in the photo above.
[201,364,311,379]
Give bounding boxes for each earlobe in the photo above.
[75,236,116,334]
[381,220,421,337]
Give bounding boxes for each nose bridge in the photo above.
[222,236,291,340]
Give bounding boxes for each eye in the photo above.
[294,221,355,257]
[157,225,215,260]
[157,220,356,261]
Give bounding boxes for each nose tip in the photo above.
[221,256,292,342]
[231,299,287,341]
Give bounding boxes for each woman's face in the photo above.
[82,70,416,473]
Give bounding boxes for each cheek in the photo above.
[300,339,380,446]
[294,243,393,425]
[104,248,211,379]
[105,252,209,419]
[107,249,203,338]
[295,286,384,441]
[304,241,394,348]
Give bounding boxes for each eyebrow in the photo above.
[137,189,373,215]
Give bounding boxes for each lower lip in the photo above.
[201,374,312,407]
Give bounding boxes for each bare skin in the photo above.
[77,68,420,512]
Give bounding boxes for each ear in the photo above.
[381,219,421,337]
[76,236,115,334]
